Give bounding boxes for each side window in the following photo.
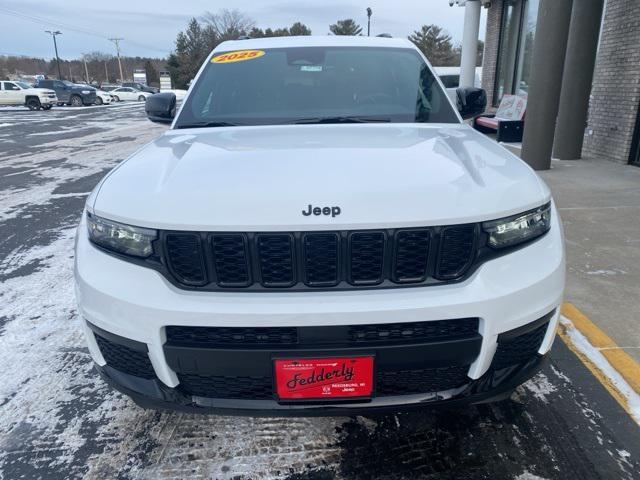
[53,81,64,88]
[5,82,19,91]
[439,75,460,89]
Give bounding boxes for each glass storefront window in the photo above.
[493,0,540,106]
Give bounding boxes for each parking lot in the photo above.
[1,104,639,479]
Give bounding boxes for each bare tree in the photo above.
[202,9,255,43]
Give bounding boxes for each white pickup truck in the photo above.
[0,81,57,110]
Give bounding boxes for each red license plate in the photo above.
[274,356,374,400]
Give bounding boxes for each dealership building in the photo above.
[455,0,640,168]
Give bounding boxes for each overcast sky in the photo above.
[0,0,486,59]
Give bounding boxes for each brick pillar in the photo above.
[582,0,640,164]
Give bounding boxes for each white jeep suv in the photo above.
[75,36,564,415]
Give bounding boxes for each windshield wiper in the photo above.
[290,116,391,124]
[175,121,243,129]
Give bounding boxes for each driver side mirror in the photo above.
[456,87,487,120]
[146,92,176,124]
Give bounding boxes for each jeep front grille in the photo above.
[156,225,479,291]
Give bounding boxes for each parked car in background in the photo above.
[100,84,119,92]
[433,67,482,103]
[0,80,57,110]
[110,87,151,102]
[36,79,96,106]
[93,89,114,105]
[122,82,159,94]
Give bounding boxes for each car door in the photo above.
[53,81,69,102]
[3,82,23,105]
[122,88,136,100]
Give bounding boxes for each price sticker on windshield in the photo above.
[211,50,265,64]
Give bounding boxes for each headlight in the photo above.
[82,90,91,94]
[483,203,551,249]
[87,213,156,257]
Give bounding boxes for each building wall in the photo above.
[583,0,640,164]
[481,0,504,110]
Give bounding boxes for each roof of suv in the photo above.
[214,35,414,52]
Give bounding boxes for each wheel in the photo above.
[57,103,64,107]
[26,98,41,110]
[95,97,103,105]
[70,95,83,107]
[138,95,146,102]
[112,95,120,102]
[42,105,53,110]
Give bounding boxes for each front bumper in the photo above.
[75,208,564,414]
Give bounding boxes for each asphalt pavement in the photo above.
[0,103,639,480]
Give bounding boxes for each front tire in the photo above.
[138,95,146,102]
[42,105,53,110]
[112,95,120,102]
[26,98,41,110]
[95,97,103,105]
[70,95,83,107]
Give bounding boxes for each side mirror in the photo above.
[456,87,487,120]
[145,92,176,124]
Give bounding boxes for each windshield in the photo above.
[175,46,458,128]
[16,81,32,89]
[62,80,74,86]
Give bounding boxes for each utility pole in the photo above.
[366,7,372,36]
[68,63,73,81]
[109,38,124,83]
[83,55,90,84]
[45,30,62,79]
[104,61,109,83]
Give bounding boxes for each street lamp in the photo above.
[45,30,63,80]
[366,7,372,36]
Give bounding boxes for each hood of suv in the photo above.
[92,124,550,231]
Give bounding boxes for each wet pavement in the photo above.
[0,104,639,479]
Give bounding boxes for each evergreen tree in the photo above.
[408,25,457,66]
[329,19,362,36]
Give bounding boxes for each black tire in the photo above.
[42,105,53,110]
[70,95,83,107]
[112,95,120,102]
[95,97,103,105]
[57,103,64,107]
[138,95,146,102]
[26,98,41,110]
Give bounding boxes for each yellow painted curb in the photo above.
[561,303,640,395]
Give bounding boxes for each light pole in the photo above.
[45,30,62,79]
[366,8,372,36]
[109,38,124,83]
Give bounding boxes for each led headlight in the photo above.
[483,203,551,249]
[87,213,156,257]
[82,90,91,94]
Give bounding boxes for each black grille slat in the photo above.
[257,234,295,287]
[212,234,250,287]
[166,326,298,347]
[491,322,549,370]
[348,318,479,344]
[94,334,155,379]
[303,233,340,286]
[166,318,478,349]
[376,366,469,395]
[165,233,207,285]
[436,225,476,279]
[393,229,431,283]
[178,374,273,399]
[349,232,385,285]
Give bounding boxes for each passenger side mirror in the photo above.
[456,87,487,120]
[145,92,176,124]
